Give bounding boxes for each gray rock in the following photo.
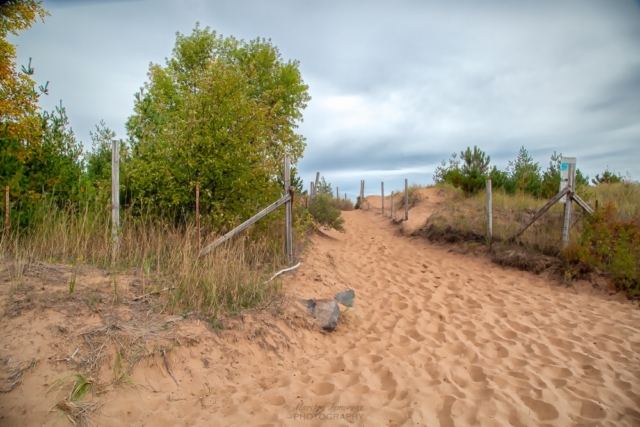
[334,289,355,307]
[313,299,341,332]
[301,298,340,332]
[299,299,316,315]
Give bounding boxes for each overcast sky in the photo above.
[10,0,640,198]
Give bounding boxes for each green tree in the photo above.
[434,146,490,194]
[433,152,460,184]
[592,169,622,185]
[1,0,49,142]
[316,176,332,195]
[507,146,541,196]
[458,146,490,193]
[125,24,310,227]
[275,166,304,195]
[84,120,129,203]
[1,102,83,227]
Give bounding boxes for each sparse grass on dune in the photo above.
[416,182,640,294]
[590,181,640,221]
[390,183,425,210]
[329,196,355,211]
[420,185,579,255]
[0,197,300,319]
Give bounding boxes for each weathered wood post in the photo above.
[285,155,293,265]
[196,182,200,254]
[344,192,347,202]
[314,172,320,197]
[381,182,385,216]
[561,163,575,249]
[4,186,9,238]
[486,179,492,242]
[404,178,409,221]
[336,187,339,200]
[111,139,120,258]
[391,191,395,220]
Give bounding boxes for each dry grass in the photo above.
[418,186,580,255]
[0,198,301,319]
[590,181,640,221]
[329,196,355,211]
[415,182,640,273]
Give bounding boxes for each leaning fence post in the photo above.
[285,155,293,265]
[561,163,575,249]
[486,179,492,242]
[196,182,201,254]
[404,178,409,221]
[381,182,385,216]
[4,186,9,238]
[111,139,120,259]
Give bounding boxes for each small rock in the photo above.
[301,298,340,332]
[334,289,355,307]
[313,299,340,332]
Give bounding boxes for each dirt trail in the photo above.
[1,200,640,426]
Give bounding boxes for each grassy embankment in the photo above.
[414,182,640,295]
[0,198,310,320]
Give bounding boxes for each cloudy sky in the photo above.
[10,0,640,198]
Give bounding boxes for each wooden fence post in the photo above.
[314,172,320,197]
[111,139,120,259]
[4,186,9,237]
[486,179,492,242]
[336,187,339,200]
[196,182,200,254]
[561,163,575,249]
[285,155,293,265]
[344,192,346,202]
[391,191,395,220]
[381,182,385,216]
[404,178,409,221]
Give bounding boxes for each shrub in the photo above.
[308,193,345,232]
[563,202,640,296]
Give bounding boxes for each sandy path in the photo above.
[364,187,450,232]
[2,206,640,426]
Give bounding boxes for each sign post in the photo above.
[559,157,576,204]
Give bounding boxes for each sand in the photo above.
[1,190,640,426]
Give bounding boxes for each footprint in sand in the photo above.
[580,399,606,419]
[520,396,560,421]
[310,382,335,396]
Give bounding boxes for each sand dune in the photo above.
[1,200,640,426]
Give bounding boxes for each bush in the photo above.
[329,196,354,211]
[308,193,345,232]
[563,202,640,296]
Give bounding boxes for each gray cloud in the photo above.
[10,0,640,199]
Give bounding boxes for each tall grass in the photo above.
[590,182,640,221]
[424,185,588,255]
[0,197,301,318]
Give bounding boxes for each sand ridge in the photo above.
[1,203,639,426]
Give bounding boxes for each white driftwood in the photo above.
[264,262,301,284]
